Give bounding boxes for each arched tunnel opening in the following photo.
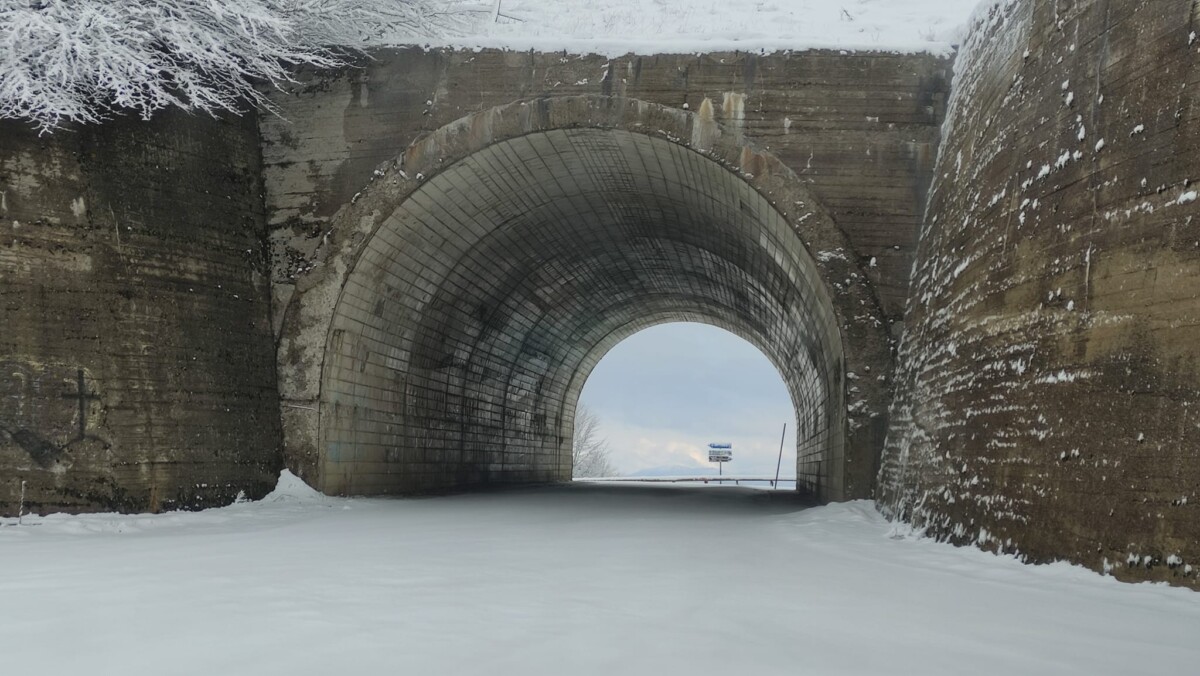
[573,321,800,482]
[280,100,892,503]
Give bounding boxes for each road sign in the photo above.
[708,442,732,464]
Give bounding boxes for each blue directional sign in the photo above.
[708,443,732,449]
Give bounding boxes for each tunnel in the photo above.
[277,97,892,502]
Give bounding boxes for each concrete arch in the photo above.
[276,95,892,501]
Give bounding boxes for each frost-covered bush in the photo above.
[0,0,455,132]
[573,406,618,478]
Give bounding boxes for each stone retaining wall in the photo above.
[0,111,281,514]
[880,0,1200,588]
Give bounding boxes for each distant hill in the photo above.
[627,464,718,477]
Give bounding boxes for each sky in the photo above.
[576,322,797,478]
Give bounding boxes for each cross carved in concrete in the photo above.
[60,369,100,440]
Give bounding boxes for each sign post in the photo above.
[773,423,786,489]
[707,443,733,476]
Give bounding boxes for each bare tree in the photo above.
[573,406,618,478]
[0,1,464,133]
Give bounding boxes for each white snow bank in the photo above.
[2,484,1197,676]
[0,470,338,537]
[390,0,983,56]
[261,468,330,503]
[4,0,979,132]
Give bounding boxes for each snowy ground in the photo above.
[398,0,983,56]
[2,476,1197,675]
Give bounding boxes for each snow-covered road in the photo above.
[2,476,1196,675]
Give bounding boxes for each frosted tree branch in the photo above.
[0,0,463,133]
[573,406,618,478]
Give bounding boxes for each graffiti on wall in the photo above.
[0,360,108,470]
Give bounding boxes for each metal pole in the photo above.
[18,479,25,526]
[773,423,787,489]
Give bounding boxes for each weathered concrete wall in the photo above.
[261,48,951,328]
[0,111,282,515]
[881,0,1200,588]
[261,48,948,501]
[272,96,897,502]
[0,47,951,513]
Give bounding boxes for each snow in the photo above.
[0,0,444,132]
[2,475,1198,675]
[396,1,982,57]
[261,467,337,503]
[5,1,980,132]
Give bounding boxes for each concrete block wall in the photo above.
[880,0,1200,587]
[261,49,950,501]
[317,127,843,496]
[273,91,900,501]
[0,111,282,515]
[1,47,946,513]
[262,48,950,328]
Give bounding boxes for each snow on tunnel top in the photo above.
[381,0,984,57]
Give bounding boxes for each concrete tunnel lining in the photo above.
[324,127,838,494]
[276,97,892,501]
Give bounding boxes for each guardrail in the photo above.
[579,467,823,500]
[576,476,799,488]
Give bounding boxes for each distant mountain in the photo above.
[628,464,718,477]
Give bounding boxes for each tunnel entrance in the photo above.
[573,322,799,484]
[276,97,892,502]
